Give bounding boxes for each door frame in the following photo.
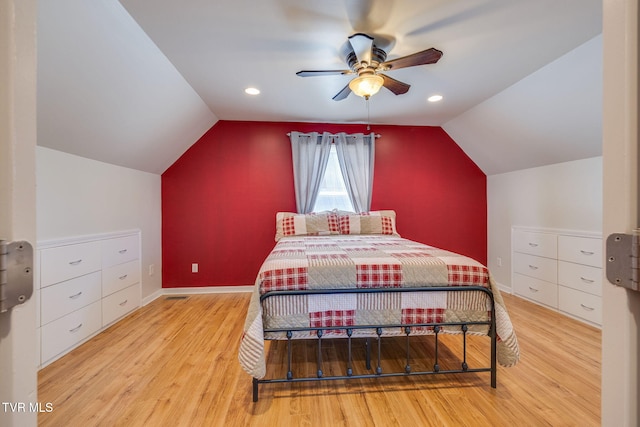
[0,0,38,426]
[602,0,640,425]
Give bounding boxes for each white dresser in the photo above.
[511,227,602,326]
[37,230,141,367]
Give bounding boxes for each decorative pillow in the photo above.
[275,211,340,241]
[337,210,400,236]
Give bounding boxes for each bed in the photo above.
[239,210,519,401]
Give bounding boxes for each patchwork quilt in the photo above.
[239,235,519,379]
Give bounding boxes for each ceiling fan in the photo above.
[296,33,443,101]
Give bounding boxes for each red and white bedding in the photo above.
[239,235,519,379]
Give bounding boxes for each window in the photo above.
[312,145,354,212]
[289,131,374,214]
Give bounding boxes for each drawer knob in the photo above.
[68,259,82,266]
[118,274,128,280]
[580,277,595,284]
[68,291,83,300]
[528,287,539,293]
[69,323,83,333]
[118,249,128,254]
[119,299,128,307]
[580,304,595,311]
[528,265,539,270]
[528,243,539,247]
[580,250,595,256]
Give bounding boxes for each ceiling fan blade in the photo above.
[381,47,443,71]
[348,33,374,66]
[332,83,352,101]
[297,70,353,77]
[346,0,392,33]
[380,74,410,95]
[406,3,498,37]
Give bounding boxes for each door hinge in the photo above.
[0,240,34,312]
[606,232,640,291]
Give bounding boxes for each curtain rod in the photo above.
[286,132,380,138]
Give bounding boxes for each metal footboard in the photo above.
[253,286,496,402]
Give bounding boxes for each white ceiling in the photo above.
[37,0,603,175]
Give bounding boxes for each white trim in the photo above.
[143,286,253,306]
[511,225,601,239]
[495,281,512,295]
[38,229,141,249]
[142,289,164,306]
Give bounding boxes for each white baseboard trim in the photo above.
[142,285,253,306]
[495,282,512,295]
[142,282,513,307]
[142,289,164,306]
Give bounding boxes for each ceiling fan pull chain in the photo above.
[366,98,371,131]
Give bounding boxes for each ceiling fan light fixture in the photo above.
[428,94,443,102]
[349,74,384,99]
[245,87,260,95]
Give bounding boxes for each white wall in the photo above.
[487,157,602,290]
[36,147,162,299]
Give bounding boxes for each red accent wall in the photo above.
[161,120,486,288]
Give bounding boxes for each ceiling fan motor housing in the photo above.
[346,46,387,75]
[296,32,442,100]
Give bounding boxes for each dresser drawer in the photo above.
[40,241,102,288]
[102,234,140,268]
[102,284,140,326]
[513,230,557,258]
[102,259,140,296]
[41,300,102,364]
[558,235,602,268]
[558,261,602,296]
[558,286,602,325]
[513,273,558,308]
[513,252,557,283]
[41,271,102,325]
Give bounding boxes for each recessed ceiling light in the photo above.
[428,94,443,102]
[245,87,260,95]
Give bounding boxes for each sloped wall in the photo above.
[486,157,603,290]
[36,147,163,299]
[161,120,486,287]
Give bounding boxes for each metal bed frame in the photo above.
[252,286,497,402]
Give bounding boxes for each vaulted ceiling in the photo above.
[37,0,602,175]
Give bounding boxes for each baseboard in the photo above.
[142,289,164,306]
[143,281,512,307]
[495,281,512,295]
[142,285,253,306]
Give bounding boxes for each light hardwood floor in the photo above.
[38,292,601,427]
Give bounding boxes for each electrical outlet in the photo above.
[149,264,155,276]
[497,257,502,267]
[192,263,198,273]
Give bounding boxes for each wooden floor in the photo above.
[38,292,601,427]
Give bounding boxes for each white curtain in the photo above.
[289,131,333,213]
[334,132,376,213]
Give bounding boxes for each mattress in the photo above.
[239,235,519,379]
